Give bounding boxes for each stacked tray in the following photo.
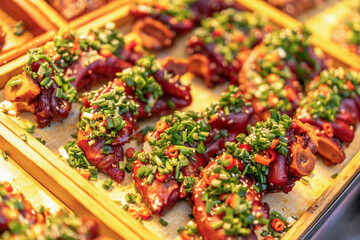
[1,0,360,239]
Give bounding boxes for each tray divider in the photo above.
[0,112,160,240]
[282,151,360,239]
[237,0,360,68]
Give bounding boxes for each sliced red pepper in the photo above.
[137,208,151,220]
[219,193,227,201]
[128,40,137,51]
[348,44,357,53]
[225,193,234,206]
[318,84,330,96]
[100,48,113,58]
[234,33,245,42]
[264,149,277,162]
[127,208,140,219]
[345,81,355,91]
[254,154,272,166]
[155,172,168,182]
[271,218,286,232]
[266,73,280,83]
[208,114,219,124]
[268,94,278,107]
[285,86,297,102]
[264,236,275,240]
[165,145,178,158]
[270,139,279,150]
[224,155,235,170]
[235,159,244,171]
[212,28,223,37]
[81,97,90,108]
[126,147,136,158]
[238,144,252,152]
[208,173,220,186]
[3,181,13,193]
[180,230,195,240]
[236,51,249,63]
[156,121,168,133]
[88,32,97,41]
[234,90,242,98]
[75,169,90,180]
[322,122,334,137]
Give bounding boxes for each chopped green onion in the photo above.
[2,151,7,160]
[159,218,168,226]
[8,77,22,87]
[102,179,113,190]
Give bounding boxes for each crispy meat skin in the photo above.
[133,106,256,215]
[192,160,269,240]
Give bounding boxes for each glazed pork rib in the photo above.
[4,23,142,128]
[265,0,327,17]
[238,27,327,120]
[76,56,192,182]
[187,9,274,87]
[190,112,318,239]
[192,159,270,240]
[0,181,100,239]
[296,67,360,165]
[130,0,238,50]
[133,86,256,215]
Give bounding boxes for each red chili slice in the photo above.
[81,97,90,108]
[268,94,278,107]
[238,144,252,152]
[126,147,136,158]
[225,193,234,206]
[285,86,297,102]
[270,139,279,150]
[254,149,276,166]
[165,145,178,158]
[137,208,151,220]
[156,120,168,133]
[345,81,355,91]
[264,236,275,240]
[208,114,218,124]
[271,218,286,232]
[75,169,90,180]
[3,181,13,193]
[155,172,168,182]
[224,155,235,170]
[208,173,220,186]
[212,28,223,37]
[127,208,140,219]
[266,73,280,83]
[180,230,195,240]
[100,48,113,58]
[322,122,334,137]
[264,149,277,162]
